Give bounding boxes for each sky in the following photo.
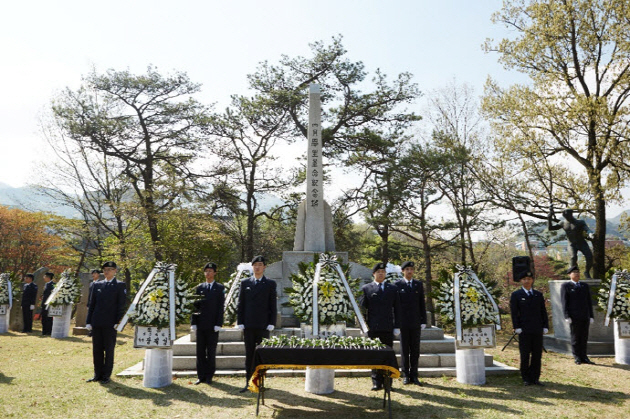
[1,0,626,217]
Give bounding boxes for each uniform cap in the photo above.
[203,262,218,271]
[251,255,266,265]
[401,261,415,270]
[372,262,387,273]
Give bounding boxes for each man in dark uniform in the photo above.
[85,261,127,384]
[561,265,595,365]
[21,274,38,333]
[394,261,426,386]
[510,271,549,385]
[191,262,225,385]
[86,270,102,337]
[237,255,277,392]
[361,262,401,391]
[41,272,55,336]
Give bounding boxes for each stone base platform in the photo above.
[73,326,90,336]
[543,334,615,356]
[118,327,517,378]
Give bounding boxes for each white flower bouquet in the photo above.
[284,256,361,326]
[223,263,252,325]
[0,273,11,305]
[46,269,81,307]
[128,263,197,328]
[597,270,630,321]
[434,267,501,329]
[385,263,402,284]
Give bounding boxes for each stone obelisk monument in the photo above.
[293,84,335,252]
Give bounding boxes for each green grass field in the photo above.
[1,324,629,419]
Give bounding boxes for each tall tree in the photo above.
[0,206,70,278]
[427,82,502,268]
[342,128,411,262]
[246,35,421,161]
[38,123,140,288]
[483,0,630,278]
[51,66,211,261]
[209,95,298,261]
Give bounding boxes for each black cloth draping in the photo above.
[249,346,400,392]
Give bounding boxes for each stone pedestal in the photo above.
[305,368,335,394]
[455,348,486,385]
[614,320,630,365]
[544,279,614,355]
[51,305,72,338]
[302,322,346,394]
[74,273,94,327]
[0,306,10,334]
[143,349,173,388]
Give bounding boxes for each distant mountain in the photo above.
[608,210,629,226]
[0,184,80,218]
[0,183,287,219]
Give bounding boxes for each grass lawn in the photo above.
[1,324,629,419]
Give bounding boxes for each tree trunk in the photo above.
[518,213,536,278]
[421,230,435,324]
[246,207,255,262]
[380,225,390,263]
[592,181,606,279]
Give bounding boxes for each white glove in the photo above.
[515,328,522,334]
[214,326,221,332]
[590,318,594,324]
[393,328,400,336]
[191,325,197,331]
[565,318,572,324]
[86,324,92,331]
[421,324,426,330]
[237,324,245,330]
[266,325,274,331]
[543,328,548,334]
[113,324,118,330]
[30,305,34,310]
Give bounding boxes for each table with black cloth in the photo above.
[248,345,400,417]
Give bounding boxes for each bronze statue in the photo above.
[547,208,593,278]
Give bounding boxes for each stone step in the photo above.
[177,333,454,357]
[170,351,492,370]
[120,360,516,378]
[193,326,445,343]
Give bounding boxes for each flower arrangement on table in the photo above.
[433,266,501,329]
[223,263,253,325]
[260,335,386,349]
[46,269,81,307]
[597,270,630,321]
[283,254,361,326]
[0,273,11,306]
[128,262,197,328]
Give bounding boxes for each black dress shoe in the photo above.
[403,377,411,385]
[239,387,249,393]
[523,381,532,386]
[86,377,101,383]
[411,378,423,386]
[194,379,205,385]
[574,360,582,365]
[206,378,213,385]
[371,384,383,391]
[534,381,545,386]
[100,378,111,384]
[582,358,595,365]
